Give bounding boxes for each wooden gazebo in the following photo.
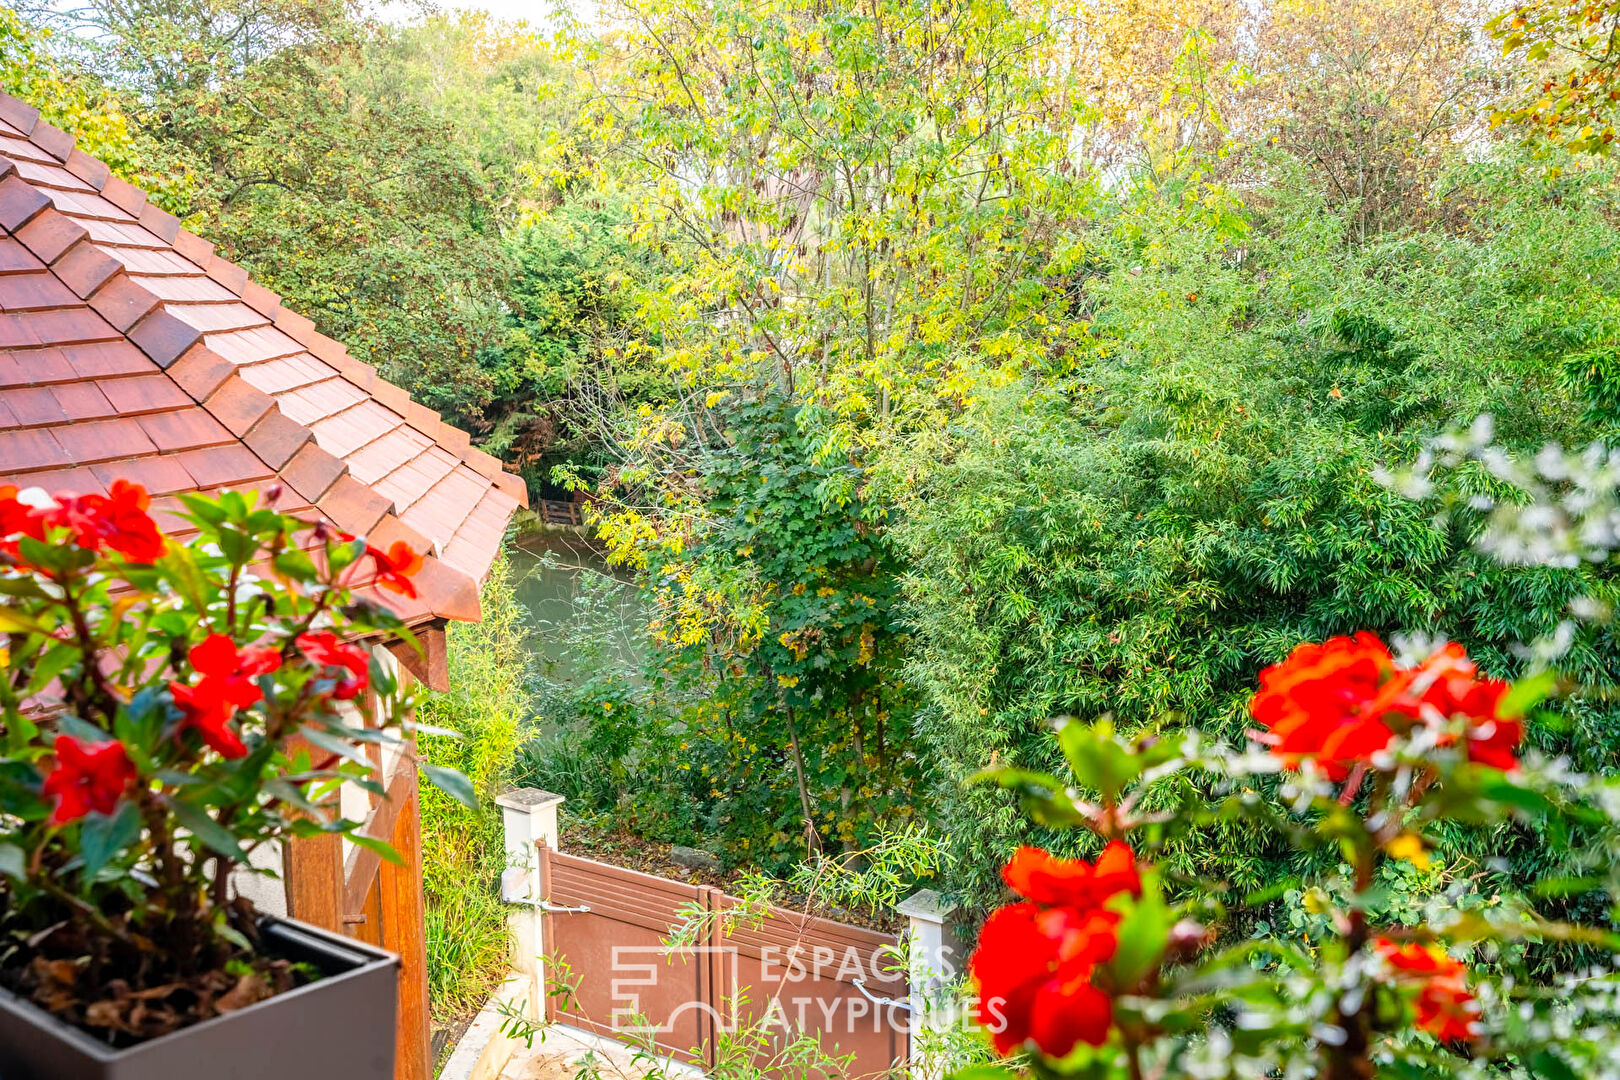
[0,89,526,1079]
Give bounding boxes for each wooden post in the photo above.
[283,832,344,930]
[381,765,431,1080]
[283,731,345,932]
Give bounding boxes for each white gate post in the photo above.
[497,788,565,1024]
[897,888,960,1079]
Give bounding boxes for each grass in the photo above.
[417,553,532,1022]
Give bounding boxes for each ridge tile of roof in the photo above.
[0,90,529,625]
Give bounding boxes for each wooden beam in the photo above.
[388,623,450,692]
[344,749,417,916]
[380,769,431,1080]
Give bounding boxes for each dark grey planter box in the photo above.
[0,917,399,1080]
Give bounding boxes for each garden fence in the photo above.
[489,791,961,1080]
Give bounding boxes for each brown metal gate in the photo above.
[541,848,909,1077]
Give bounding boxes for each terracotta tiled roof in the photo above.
[0,90,527,625]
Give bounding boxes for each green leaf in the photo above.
[79,799,141,882]
[156,544,209,614]
[24,643,80,697]
[948,1066,1021,1080]
[1057,718,1142,802]
[369,652,398,697]
[0,605,52,637]
[214,919,254,953]
[264,778,326,816]
[1499,669,1556,719]
[272,547,318,583]
[16,535,92,577]
[1105,869,1171,991]
[152,769,207,788]
[215,527,257,566]
[420,763,478,811]
[56,714,111,744]
[298,725,373,766]
[178,493,229,526]
[171,800,247,860]
[348,832,405,866]
[1534,876,1600,898]
[0,761,47,820]
[1528,1050,1582,1080]
[1479,777,1555,816]
[969,766,1086,827]
[0,576,51,600]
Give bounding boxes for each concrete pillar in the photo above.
[496,788,565,1025]
[897,888,961,1078]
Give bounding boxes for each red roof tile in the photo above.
[63,340,154,379]
[53,416,157,463]
[137,407,231,451]
[0,427,68,471]
[0,271,77,310]
[17,208,90,263]
[98,372,192,414]
[51,381,116,422]
[1,385,65,425]
[0,98,528,625]
[173,443,271,489]
[0,238,43,272]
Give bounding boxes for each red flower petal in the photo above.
[1027,977,1112,1056]
[189,634,241,679]
[41,735,135,825]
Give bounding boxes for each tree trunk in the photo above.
[783,704,821,857]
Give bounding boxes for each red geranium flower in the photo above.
[0,481,165,565]
[41,735,136,825]
[1250,633,1397,777]
[972,843,1147,1058]
[1400,644,1519,770]
[39,481,165,564]
[188,633,282,710]
[367,540,424,597]
[972,900,1121,1056]
[1374,938,1482,1043]
[1003,842,1143,908]
[1464,712,1522,771]
[1251,635,1523,776]
[167,634,281,759]
[296,631,370,700]
[170,679,249,759]
[0,484,46,558]
[90,480,166,563]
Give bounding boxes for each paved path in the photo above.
[500,1023,705,1080]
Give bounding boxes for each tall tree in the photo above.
[1492,0,1620,153]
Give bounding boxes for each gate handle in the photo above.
[512,897,591,913]
[851,977,912,1013]
[538,899,591,913]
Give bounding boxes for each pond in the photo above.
[506,530,643,687]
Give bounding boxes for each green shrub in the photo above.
[895,160,1620,911]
